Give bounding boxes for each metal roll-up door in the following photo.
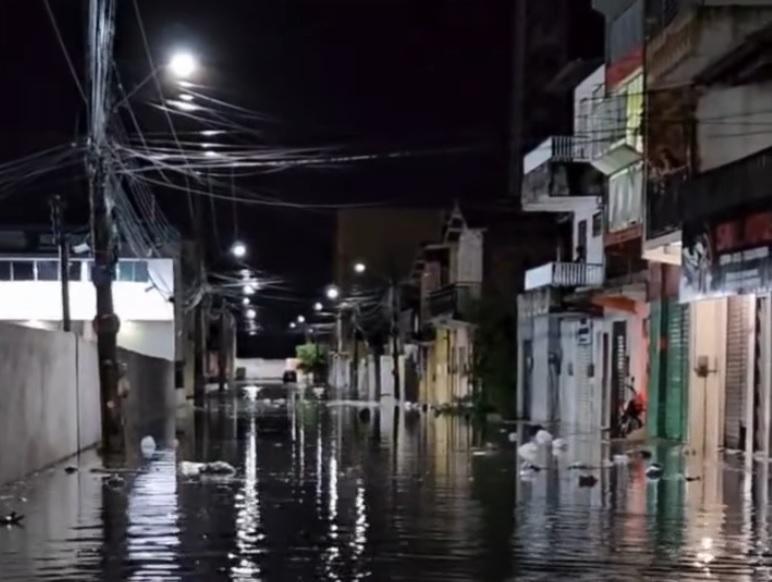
[725,296,751,450]
[575,319,595,432]
[531,315,551,422]
[559,319,577,428]
[647,301,664,439]
[665,301,689,442]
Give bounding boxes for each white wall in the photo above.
[235,358,287,380]
[698,82,772,172]
[455,229,483,284]
[573,203,604,264]
[0,258,174,322]
[574,65,605,157]
[15,319,176,362]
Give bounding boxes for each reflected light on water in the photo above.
[351,479,369,579]
[231,417,262,580]
[126,450,180,581]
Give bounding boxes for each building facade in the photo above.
[0,228,178,362]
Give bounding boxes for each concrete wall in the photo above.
[698,82,772,172]
[234,358,287,380]
[0,322,175,486]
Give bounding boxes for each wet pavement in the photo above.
[0,388,769,580]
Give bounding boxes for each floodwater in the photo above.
[0,390,769,581]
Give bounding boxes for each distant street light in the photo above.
[242,284,255,295]
[245,308,256,320]
[297,315,306,324]
[242,297,249,306]
[326,286,340,300]
[354,262,366,274]
[231,241,247,258]
[314,302,323,312]
[168,52,198,79]
[289,322,297,329]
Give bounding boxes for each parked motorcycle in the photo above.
[618,378,644,437]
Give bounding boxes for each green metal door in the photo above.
[665,301,689,441]
[647,301,664,438]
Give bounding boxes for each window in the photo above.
[133,261,149,282]
[117,261,135,282]
[37,260,59,281]
[577,220,588,251]
[11,261,34,281]
[592,212,603,237]
[68,261,83,282]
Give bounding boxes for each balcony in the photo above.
[646,169,687,242]
[646,4,772,88]
[590,92,643,175]
[524,262,604,292]
[521,136,604,212]
[427,284,478,322]
[682,145,772,223]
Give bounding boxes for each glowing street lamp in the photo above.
[242,284,255,295]
[245,308,256,320]
[231,241,247,258]
[297,315,306,324]
[354,262,366,274]
[242,297,249,306]
[168,52,198,79]
[289,322,297,329]
[314,302,323,312]
[326,286,340,300]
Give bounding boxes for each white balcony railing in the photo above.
[523,136,590,175]
[524,262,605,291]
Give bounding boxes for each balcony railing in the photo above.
[521,158,605,210]
[426,284,478,321]
[590,90,643,175]
[524,262,604,291]
[682,146,772,222]
[646,169,687,241]
[523,136,590,175]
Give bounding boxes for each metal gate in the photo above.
[610,321,628,433]
[725,296,751,450]
[665,301,689,442]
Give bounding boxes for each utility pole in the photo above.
[87,0,124,455]
[50,195,71,332]
[218,307,227,392]
[390,273,401,401]
[193,296,206,405]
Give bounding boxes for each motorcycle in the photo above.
[618,379,644,437]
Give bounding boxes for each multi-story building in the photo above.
[407,205,558,411]
[644,0,772,457]
[0,226,179,362]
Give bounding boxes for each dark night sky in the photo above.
[0,0,512,356]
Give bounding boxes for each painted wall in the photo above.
[698,82,772,172]
[0,258,174,322]
[688,298,728,453]
[15,320,176,362]
[455,229,483,284]
[0,322,175,485]
[574,65,605,159]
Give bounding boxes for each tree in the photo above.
[296,342,327,381]
[468,293,517,415]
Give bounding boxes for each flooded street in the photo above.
[0,391,769,580]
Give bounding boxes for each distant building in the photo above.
[0,226,179,362]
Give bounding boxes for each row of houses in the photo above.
[333,1,772,462]
[514,0,772,457]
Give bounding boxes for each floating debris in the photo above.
[0,511,24,526]
[64,466,78,475]
[578,475,598,488]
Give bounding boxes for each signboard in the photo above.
[681,209,772,302]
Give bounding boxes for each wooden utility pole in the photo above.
[50,195,71,332]
[87,0,124,455]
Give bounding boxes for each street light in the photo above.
[168,52,198,79]
[242,297,250,306]
[354,262,366,274]
[245,308,256,320]
[289,322,297,329]
[297,315,306,324]
[231,241,247,258]
[326,286,340,300]
[242,284,255,295]
[314,302,323,312]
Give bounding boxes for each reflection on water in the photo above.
[1,396,772,580]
